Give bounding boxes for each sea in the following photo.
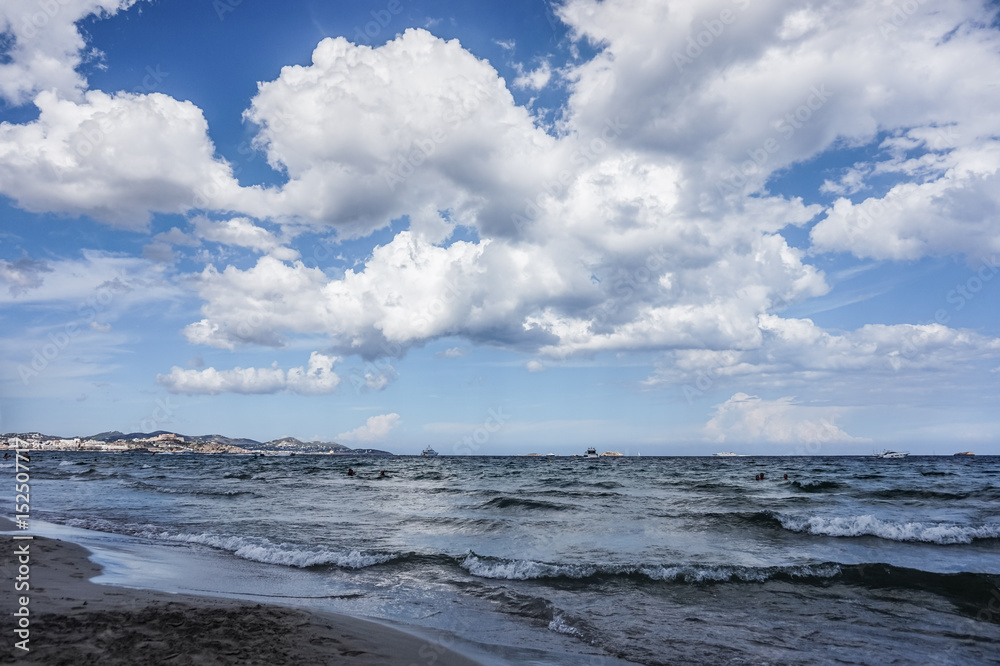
[10,452,1000,665]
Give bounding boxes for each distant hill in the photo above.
[257,438,391,455]
[188,433,265,450]
[78,430,391,455]
[260,437,353,453]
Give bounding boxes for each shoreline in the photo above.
[1,517,482,665]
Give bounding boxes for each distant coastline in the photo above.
[0,430,393,456]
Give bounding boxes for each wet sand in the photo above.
[1,517,482,665]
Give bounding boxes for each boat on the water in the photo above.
[953,451,975,456]
[584,447,599,458]
[713,452,739,457]
[421,446,438,457]
[873,450,909,459]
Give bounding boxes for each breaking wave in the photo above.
[458,551,842,584]
[777,514,1000,544]
[61,517,398,569]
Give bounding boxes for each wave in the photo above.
[458,553,1000,614]
[458,552,841,584]
[411,471,447,481]
[479,496,567,511]
[166,533,398,569]
[865,488,970,501]
[470,586,596,642]
[121,479,255,497]
[777,514,1000,544]
[588,480,624,490]
[534,489,622,499]
[62,517,398,569]
[790,480,843,493]
[222,471,254,480]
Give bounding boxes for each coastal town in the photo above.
[0,431,392,456]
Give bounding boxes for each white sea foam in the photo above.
[778,514,1000,544]
[547,613,583,637]
[62,517,397,569]
[161,532,398,568]
[639,562,841,583]
[460,553,599,580]
[460,552,841,583]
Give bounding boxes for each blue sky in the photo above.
[2,0,999,454]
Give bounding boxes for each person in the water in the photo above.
[347,468,356,476]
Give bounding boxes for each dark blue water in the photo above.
[14,453,1000,664]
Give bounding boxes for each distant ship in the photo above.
[713,452,739,457]
[584,447,599,458]
[873,450,909,459]
[421,446,438,457]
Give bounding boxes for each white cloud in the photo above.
[0,91,246,229]
[556,0,1000,262]
[0,250,176,307]
[513,61,552,90]
[525,360,545,372]
[157,352,341,395]
[0,258,52,295]
[242,28,559,239]
[335,413,400,442]
[193,216,299,259]
[647,315,1000,390]
[5,0,1000,407]
[705,392,864,445]
[179,159,827,359]
[810,141,1000,261]
[362,364,397,391]
[434,346,466,359]
[0,0,141,106]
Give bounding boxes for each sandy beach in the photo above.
[1,518,482,665]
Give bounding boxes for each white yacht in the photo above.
[421,446,438,457]
[584,447,599,457]
[873,449,908,459]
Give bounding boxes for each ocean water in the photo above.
[14,453,1000,665]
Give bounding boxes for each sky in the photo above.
[1,0,999,455]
